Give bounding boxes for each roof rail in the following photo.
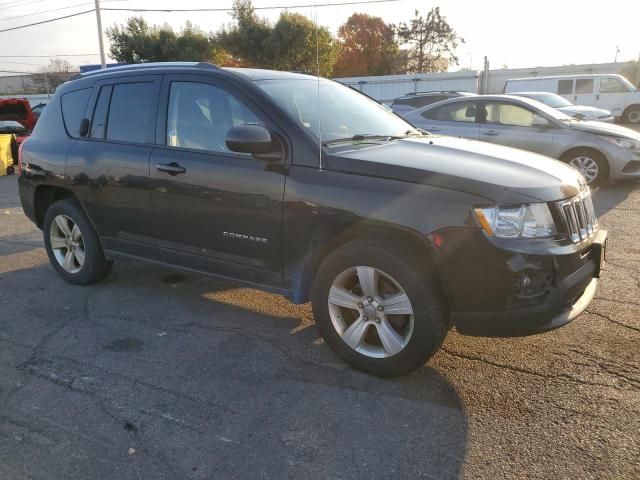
[75,61,220,79]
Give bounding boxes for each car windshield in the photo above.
[516,98,574,121]
[256,78,419,143]
[522,93,573,108]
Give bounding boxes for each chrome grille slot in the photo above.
[555,189,598,244]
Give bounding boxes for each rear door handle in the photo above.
[482,129,500,136]
[156,162,186,175]
[425,126,440,132]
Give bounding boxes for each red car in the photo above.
[0,98,37,144]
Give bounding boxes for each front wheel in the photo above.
[311,241,449,377]
[43,198,112,285]
[623,106,640,124]
[561,148,608,185]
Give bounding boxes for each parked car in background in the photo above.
[512,92,614,122]
[0,98,37,132]
[31,102,48,119]
[403,94,640,184]
[504,74,640,124]
[390,91,475,115]
[18,62,607,377]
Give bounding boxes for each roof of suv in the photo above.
[392,91,475,103]
[76,62,317,82]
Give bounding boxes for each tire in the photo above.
[43,198,113,285]
[623,105,640,124]
[561,148,608,186]
[311,240,449,377]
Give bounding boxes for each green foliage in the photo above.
[216,0,272,66]
[266,12,339,75]
[105,2,462,77]
[106,17,215,63]
[217,2,338,74]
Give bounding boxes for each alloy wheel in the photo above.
[569,156,599,184]
[327,266,414,358]
[628,110,640,124]
[49,214,85,274]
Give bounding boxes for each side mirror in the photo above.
[79,118,90,137]
[532,116,549,127]
[225,125,275,155]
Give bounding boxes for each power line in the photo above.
[102,0,407,13]
[0,9,95,34]
[0,54,100,57]
[0,0,407,35]
[0,2,93,23]
[0,59,46,66]
[0,0,50,10]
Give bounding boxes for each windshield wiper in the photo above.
[323,130,424,146]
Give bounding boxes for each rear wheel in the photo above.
[43,198,112,285]
[623,105,640,124]
[561,148,608,185]
[311,241,449,377]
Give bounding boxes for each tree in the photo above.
[217,2,338,74]
[106,17,216,63]
[397,8,463,73]
[31,58,76,93]
[266,12,338,75]
[333,13,400,77]
[216,0,272,67]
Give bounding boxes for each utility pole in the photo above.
[94,0,106,69]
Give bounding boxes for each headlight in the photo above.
[598,135,640,150]
[474,203,557,239]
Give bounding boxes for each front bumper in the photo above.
[432,228,607,337]
[606,148,640,179]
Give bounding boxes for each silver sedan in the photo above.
[403,94,640,184]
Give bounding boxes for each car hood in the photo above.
[329,136,584,204]
[558,105,611,117]
[568,120,640,140]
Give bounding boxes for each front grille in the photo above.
[554,189,598,243]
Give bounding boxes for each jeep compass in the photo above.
[18,62,607,377]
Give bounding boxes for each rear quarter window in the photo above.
[60,88,91,138]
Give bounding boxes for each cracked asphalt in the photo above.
[0,173,639,480]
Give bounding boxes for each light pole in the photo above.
[94,0,106,69]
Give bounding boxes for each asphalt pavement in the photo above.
[0,174,638,479]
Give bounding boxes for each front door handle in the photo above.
[482,129,500,136]
[156,162,186,175]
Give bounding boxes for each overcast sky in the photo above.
[0,0,639,76]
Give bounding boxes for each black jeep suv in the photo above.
[18,62,607,377]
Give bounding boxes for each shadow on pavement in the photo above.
[0,258,469,479]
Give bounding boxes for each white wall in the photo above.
[335,61,636,101]
[336,71,480,103]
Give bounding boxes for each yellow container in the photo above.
[0,134,16,176]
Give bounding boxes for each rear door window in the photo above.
[557,80,574,95]
[61,88,91,137]
[106,82,156,144]
[483,102,543,127]
[575,79,595,94]
[423,101,477,122]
